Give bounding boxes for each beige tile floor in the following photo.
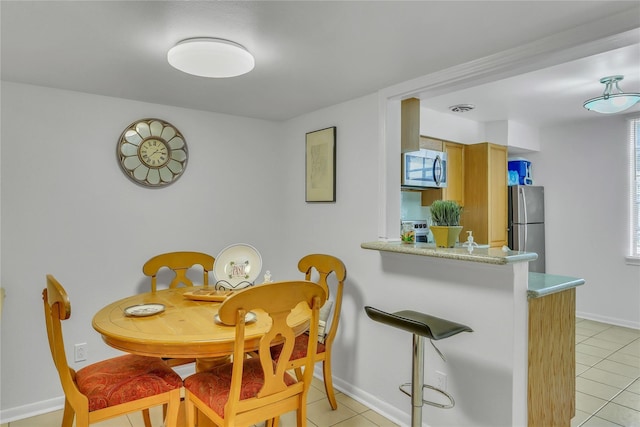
[3,318,638,427]
[573,318,640,427]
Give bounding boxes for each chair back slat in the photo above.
[143,251,215,291]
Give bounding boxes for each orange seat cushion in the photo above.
[75,354,183,412]
[184,357,297,417]
[270,333,326,362]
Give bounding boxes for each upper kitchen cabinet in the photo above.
[421,139,465,206]
[401,98,420,153]
[463,142,508,247]
[419,136,443,151]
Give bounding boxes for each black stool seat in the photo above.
[364,306,473,339]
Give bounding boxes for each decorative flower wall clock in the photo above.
[117,118,188,187]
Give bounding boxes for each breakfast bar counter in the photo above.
[361,240,537,265]
[361,240,584,427]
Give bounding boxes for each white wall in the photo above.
[528,114,640,328]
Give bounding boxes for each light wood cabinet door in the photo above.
[528,288,576,427]
[488,144,508,247]
[462,142,507,247]
[401,98,420,153]
[443,141,464,206]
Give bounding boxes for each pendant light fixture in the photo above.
[583,75,640,114]
[167,38,255,78]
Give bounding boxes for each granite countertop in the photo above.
[361,240,538,265]
[528,272,585,299]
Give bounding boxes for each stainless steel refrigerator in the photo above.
[508,186,545,273]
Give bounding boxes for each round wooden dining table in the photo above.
[92,286,311,367]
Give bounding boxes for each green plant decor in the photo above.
[430,200,462,226]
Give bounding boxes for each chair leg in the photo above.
[185,394,196,427]
[322,359,338,410]
[142,409,152,427]
[61,400,74,427]
[294,366,304,382]
[297,406,306,427]
[164,389,181,427]
[266,416,280,427]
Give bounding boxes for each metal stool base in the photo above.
[399,382,455,409]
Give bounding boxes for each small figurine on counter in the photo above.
[462,231,479,253]
[263,270,272,284]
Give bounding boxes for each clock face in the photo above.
[117,119,188,187]
[139,139,169,167]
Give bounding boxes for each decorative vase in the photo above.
[429,226,463,248]
[401,222,415,244]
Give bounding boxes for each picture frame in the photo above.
[305,126,336,202]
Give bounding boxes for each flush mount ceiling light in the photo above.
[449,104,475,113]
[167,37,255,78]
[583,75,640,114]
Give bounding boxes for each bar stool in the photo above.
[364,306,472,427]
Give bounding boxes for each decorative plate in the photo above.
[183,289,234,302]
[214,311,257,326]
[117,118,188,188]
[124,303,165,317]
[213,243,262,289]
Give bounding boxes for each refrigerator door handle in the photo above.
[520,187,528,251]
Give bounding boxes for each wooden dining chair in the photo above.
[42,275,182,427]
[143,251,215,292]
[143,251,215,368]
[183,280,327,427]
[270,254,347,410]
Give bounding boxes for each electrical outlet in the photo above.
[74,343,87,362]
[435,371,447,391]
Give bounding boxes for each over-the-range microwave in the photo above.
[401,149,448,188]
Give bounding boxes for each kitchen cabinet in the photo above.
[463,142,507,247]
[528,287,576,427]
[421,139,465,206]
[419,136,442,151]
[401,98,420,153]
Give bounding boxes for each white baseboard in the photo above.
[313,365,409,427]
[576,311,640,330]
[0,396,64,424]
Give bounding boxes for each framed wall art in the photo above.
[305,126,336,202]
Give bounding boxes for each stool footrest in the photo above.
[399,382,455,409]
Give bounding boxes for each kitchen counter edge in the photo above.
[527,272,585,299]
[361,240,537,265]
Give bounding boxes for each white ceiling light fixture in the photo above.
[583,75,640,114]
[167,37,255,78]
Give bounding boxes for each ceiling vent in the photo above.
[448,104,475,113]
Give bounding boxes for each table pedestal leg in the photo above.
[196,356,231,372]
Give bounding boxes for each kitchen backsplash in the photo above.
[401,191,432,223]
